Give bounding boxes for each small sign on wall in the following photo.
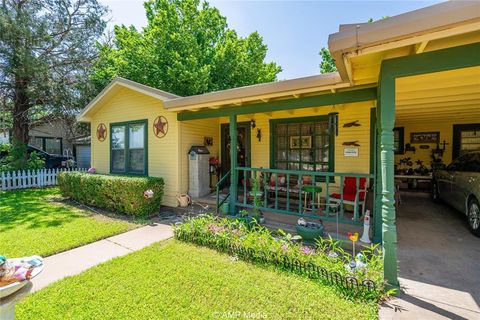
[344,147,359,157]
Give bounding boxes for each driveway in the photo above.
[380,192,480,319]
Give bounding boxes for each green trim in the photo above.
[229,115,238,215]
[377,42,480,289]
[452,123,480,160]
[177,87,377,121]
[369,108,376,175]
[381,42,480,78]
[220,122,251,177]
[268,115,334,179]
[393,127,404,155]
[109,119,148,176]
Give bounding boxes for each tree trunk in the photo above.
[12,77,30,168]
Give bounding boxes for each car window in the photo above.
[461,153,480,172]
[448,156,464,171]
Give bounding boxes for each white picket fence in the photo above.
[0,168,87,191]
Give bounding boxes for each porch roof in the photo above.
[163,72,350,112]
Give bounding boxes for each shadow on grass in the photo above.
[0,188,85,232]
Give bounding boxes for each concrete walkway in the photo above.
[379,192,480,320]
[31,223,173,292]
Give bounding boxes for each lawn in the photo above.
[16,241,377,320]
[0,188,136,258]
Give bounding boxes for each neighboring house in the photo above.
[77,1,480,288]
[29,117,74,155]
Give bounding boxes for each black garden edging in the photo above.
[174,229,379,298]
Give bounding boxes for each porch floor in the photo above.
[380,191,480,320]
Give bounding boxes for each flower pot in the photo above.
[295,222,324,241]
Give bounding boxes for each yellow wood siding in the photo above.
[219,101,374,174]
[179,119,220,194]
[90,87,180,207]
[394,118,480,168]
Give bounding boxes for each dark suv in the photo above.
[433,151,480,237]
[0,145,74,169]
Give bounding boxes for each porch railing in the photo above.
[235,167,374,226]
[215,170,231,214]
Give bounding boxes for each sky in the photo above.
[98,0,442,80]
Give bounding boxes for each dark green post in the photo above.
[379,72,399,289]
[373,105,383,244]
[229,114,238,215]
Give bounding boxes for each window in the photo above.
[29,137,62,154]
[271,116,333,173]
[393,127,404,154]
[453,124,480,159]
[110,120,147,175]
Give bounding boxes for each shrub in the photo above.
[0,143,45,172]
[58,172,164,216]
[174,215,386,300]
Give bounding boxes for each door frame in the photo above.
[220,122,251,176]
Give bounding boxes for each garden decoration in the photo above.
[342,141,360,146]
[96,123,107,142]
[143,189,154,199]
[153,116,168,138]
[360,210,371,244]
[87,167,96,174]
[343,120,361,128]
[348,232,359,256]
[0,255,44,319]
[295,218,324,241]
[176,194,191,207]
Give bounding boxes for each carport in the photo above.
[380,59,480,319]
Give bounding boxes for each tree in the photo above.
[0,0,107,168]
[91,0,282,96]
[319,47,337,74]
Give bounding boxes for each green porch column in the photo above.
[229,114,238,215]
[379,74,399,289]
[373,105,383,244]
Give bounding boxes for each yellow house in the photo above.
[77,1,480,288]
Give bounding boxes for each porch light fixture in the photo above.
[250,119,256,129]
[328,112,339,136]
[256,128,262,142]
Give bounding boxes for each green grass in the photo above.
[17,241,378,320]
[0,188,136,258]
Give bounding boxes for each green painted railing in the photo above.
[235,167,374,226]
[215,170,231,214]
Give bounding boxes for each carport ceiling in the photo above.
[395,66,480,122]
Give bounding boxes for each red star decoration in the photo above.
[97,123,107,141]
[153,116,168,137]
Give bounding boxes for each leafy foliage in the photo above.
[0,143,45,172]
[91,0,282,96]
[174,215,386,300]
[0,0,108,163]
[57,172,164,216]
[319,47,337,74]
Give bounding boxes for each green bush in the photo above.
[174,215,386,300]
[58,172,164,216]
[0,143,45,172]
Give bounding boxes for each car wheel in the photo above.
[431,180,441,203]
[467,197,480,237]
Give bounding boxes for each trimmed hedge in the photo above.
[58,172,164,216]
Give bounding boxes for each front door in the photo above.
[221,122,251,183]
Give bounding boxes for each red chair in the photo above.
[329,177,367,219]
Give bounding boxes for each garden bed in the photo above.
[174,215,386,300]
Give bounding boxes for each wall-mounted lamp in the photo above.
[328,112,339,137]
[250,119,256,129]
[256,128,262,142]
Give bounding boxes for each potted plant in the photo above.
[295,218,324,241]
